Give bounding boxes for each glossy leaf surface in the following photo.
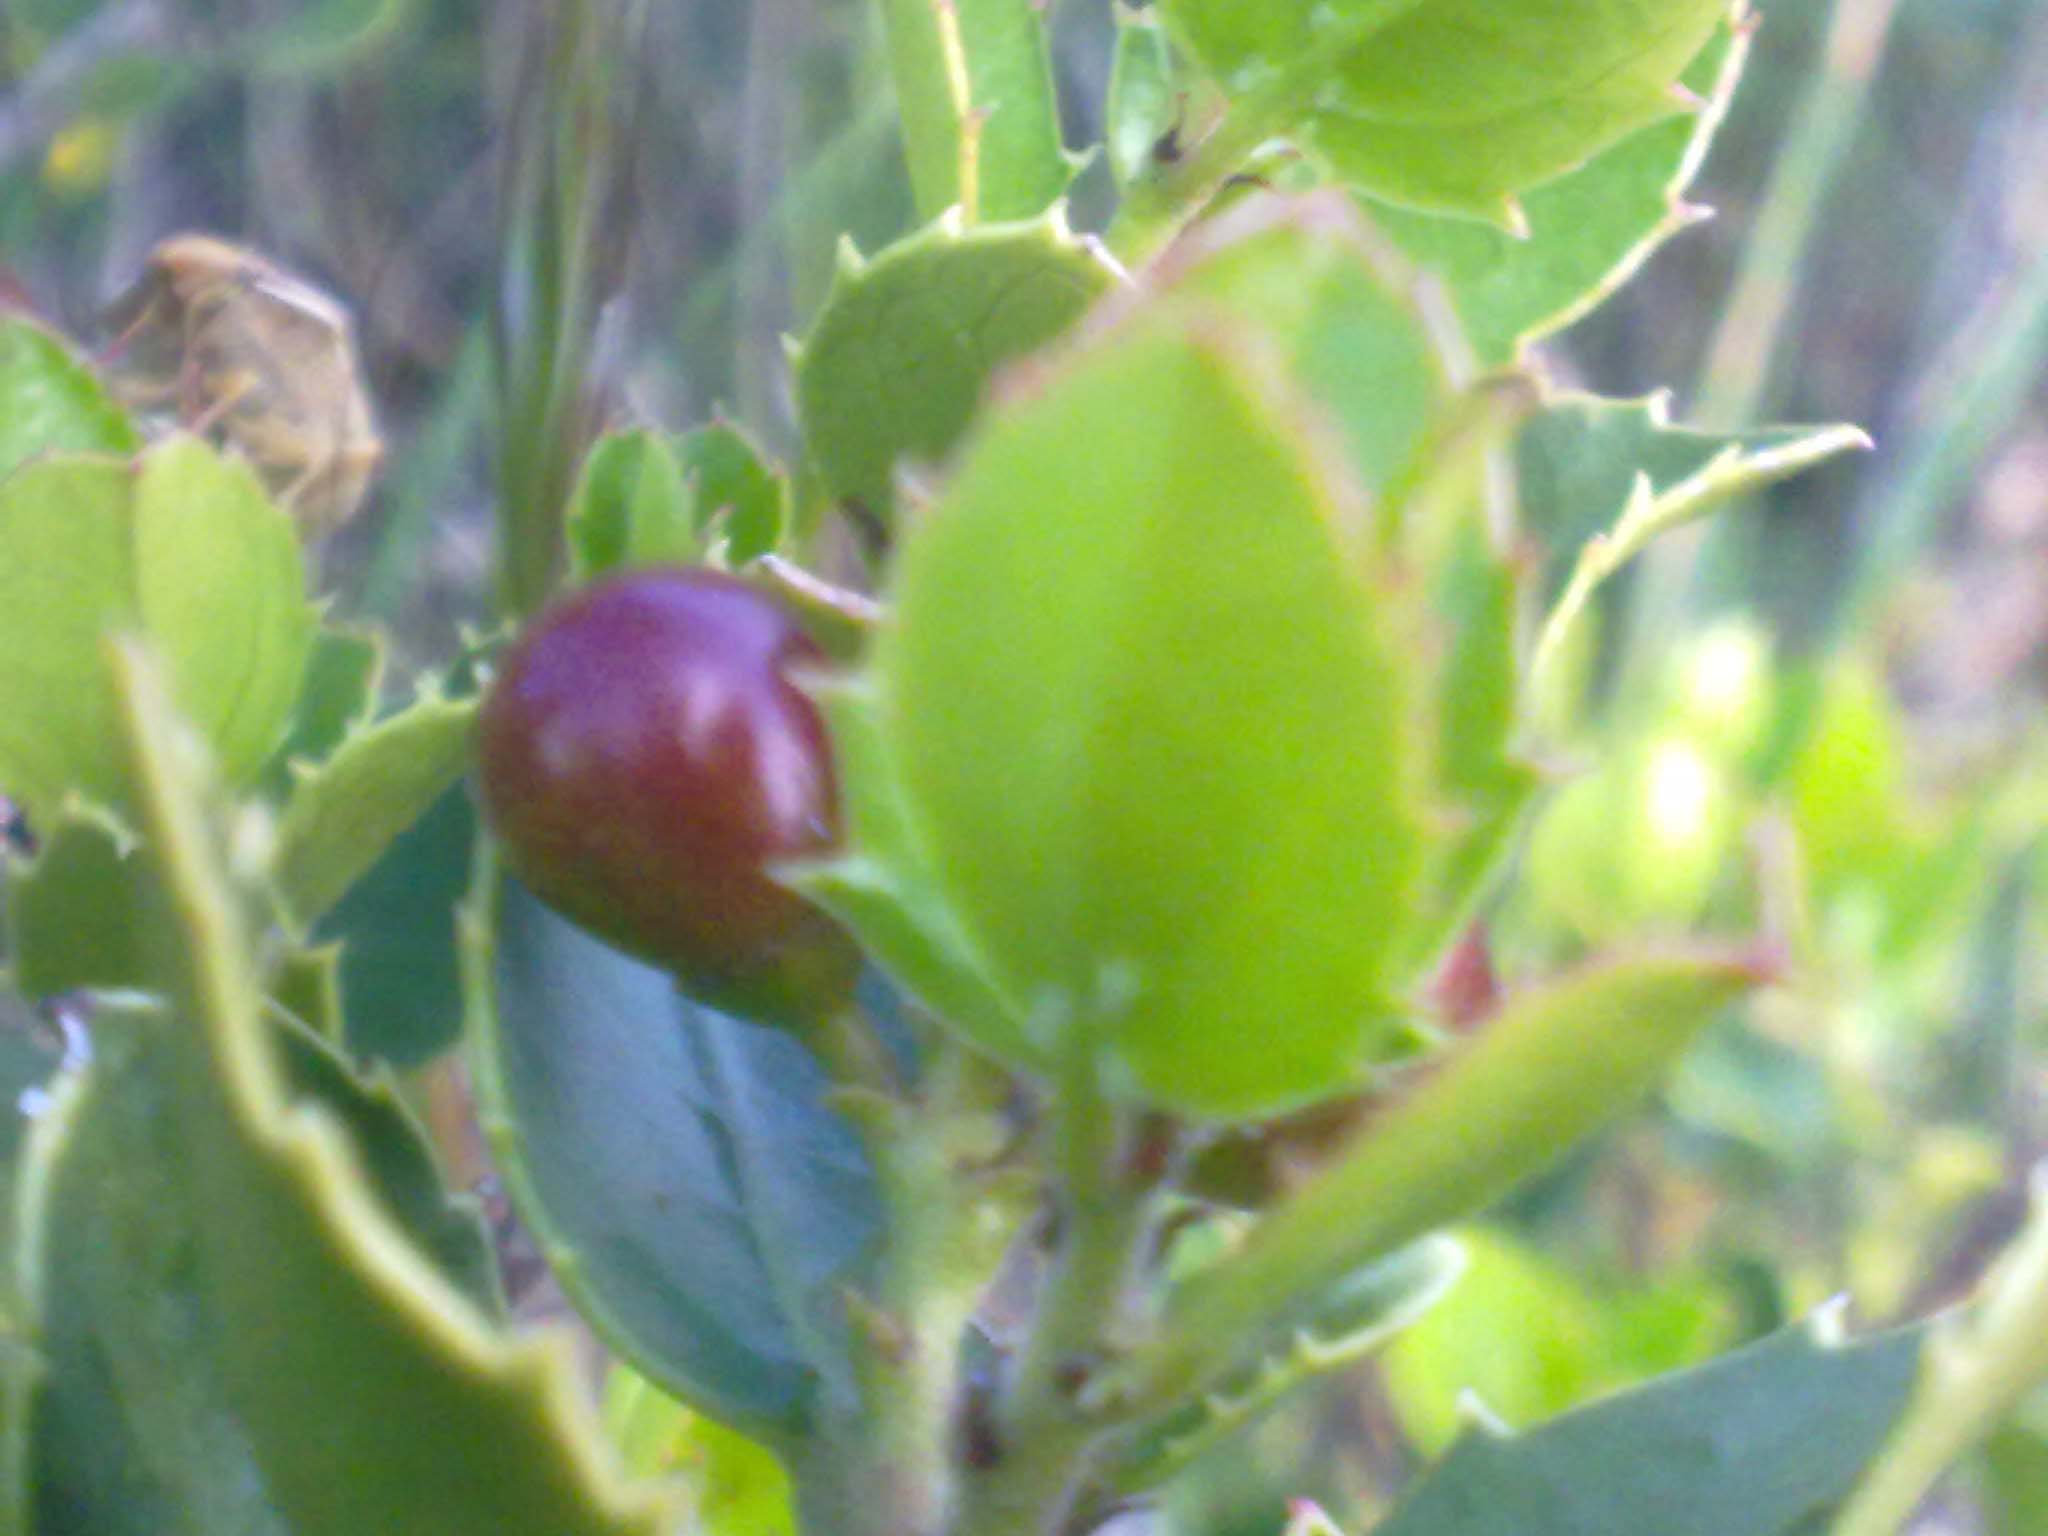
[467,872,879,1434]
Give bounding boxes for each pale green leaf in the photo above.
[880,320,1425,1118]
[1162,0,1725,224]
[1367,24,1744,365]
[779,676,1025,1059]
[0,316,137,482]
[1160,195,1447,496]
[270,692,477,934]
[259,625,385,799]
[1106,1236,1466,1495]
[1112,951,1759,1410]
[133,437,318,789]
[0,459,139,822]
[1106,6,1177,190]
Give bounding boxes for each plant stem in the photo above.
[797,1032,1026,1536]
[1830,1169,2048,1536]
[959,1056,1149,1536]
[1104,0,1431,268]
[492,1,638,618]
[876,0,978,223]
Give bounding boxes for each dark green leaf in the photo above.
[6,809,143,997]
[466,873,880,1435]
[313,784,475,1067]
[1377,1318,1924,1536]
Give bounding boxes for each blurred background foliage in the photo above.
[5,0,2048,1531]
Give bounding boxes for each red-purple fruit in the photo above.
[477,567,858,1023]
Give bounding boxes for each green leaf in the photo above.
[268,1016,502,1318]
[6,808,143,996]
[0,316,137,482]
[1161,195,1447,497]
[0,458,142,823]
[465,871,880,1435]
[779,675,1026,1061]
[602,1368,797,1533]
[267,941,348,1044]
[1382,1229,1620,1456]
[794,208,1121,525]
[1982,1421,2048,1536]
[270,691,478,933]
[878,0,1073,222]
[1112,951,1759,1410]
[878,319,1425,1118]
[567,430,699,582]
[1376,1315,1925,1536]
[314,784,474,1066]
[17,1059,290,1536]
[1106,1236,1466,1495]
[0,439,319,827]
[1367,24,1744,366]
[17,639,673,1536]
[1163,0,1725,225]
[679,420,787,566]
[1519,394,1869,686]
[259,624,385,799]
[132,437,319,788]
